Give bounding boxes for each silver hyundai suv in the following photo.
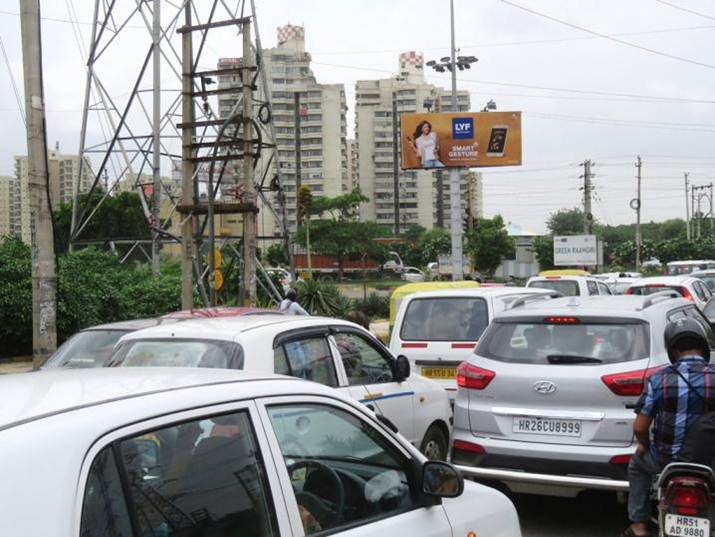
[450,292,715,496]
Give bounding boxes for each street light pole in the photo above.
[448,0,463,280]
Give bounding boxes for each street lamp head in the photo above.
[485,99,497,111]
[426,60,437,67]
[440,56,451,62]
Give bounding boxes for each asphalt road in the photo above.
[512,490,628,537]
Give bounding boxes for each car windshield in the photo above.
[528,279,579,296]
[477,321,650,365]
[43,330,130,368]
[400,297,488,341]
[110,338,244,369]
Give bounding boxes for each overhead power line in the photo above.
[653,0,715,21]
[501,0,715,69]
[0,35,25,126]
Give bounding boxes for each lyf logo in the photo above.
[452,117,474,139]
[533,380,557,395]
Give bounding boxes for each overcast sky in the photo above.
[1,0,714,232]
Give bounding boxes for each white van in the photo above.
[389,287,555,398]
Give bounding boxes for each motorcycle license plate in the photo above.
[512,417,582,437]
[665,514,710,537]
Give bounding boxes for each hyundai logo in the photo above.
[533,381,557,394]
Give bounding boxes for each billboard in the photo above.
[553,235,600,266]
[400,111,522,169]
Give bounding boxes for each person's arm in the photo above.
[291,302,310,316]
[634,414,652,456]
[407,135,420,159]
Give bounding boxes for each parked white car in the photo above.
[401,266,426,283]
[0,368,521,537]
[109,315,453,460]
[389,287,556,398]
[626,275,713,311]
[526,275,613,297]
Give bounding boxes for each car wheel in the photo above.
[420,424,448,461]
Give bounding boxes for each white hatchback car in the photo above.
[109,315,453,460]
[526,275,613,297]
[626,275,713,311]
[389,287,556,398]
[0,368,522,537]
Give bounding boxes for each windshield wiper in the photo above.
[546,354,603,364]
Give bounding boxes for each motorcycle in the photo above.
[655,462,715,537]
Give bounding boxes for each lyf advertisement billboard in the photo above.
[400,111,522,169]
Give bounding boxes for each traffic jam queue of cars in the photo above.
[5,273,715,536]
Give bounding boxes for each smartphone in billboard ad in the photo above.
[400,111,522,169]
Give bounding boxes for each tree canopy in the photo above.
[465,215,514,276]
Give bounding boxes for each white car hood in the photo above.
[442,480,522,537]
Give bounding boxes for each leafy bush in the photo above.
[296,279,349,317]
[0,237,32,357]
[352,292,389,319]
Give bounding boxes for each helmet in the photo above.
[664,317,711,364]
[285,288,298,301]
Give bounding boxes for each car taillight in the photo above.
[601,366,663,396]
[609,454,632,465]
[679,287,694,301]
[665,477,710,516]
[626,287,634,295]
[456,361,495,390]
[452,439,486,454]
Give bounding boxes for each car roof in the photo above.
[119,314,359,343]
[404,286,551,300]
[629,276,696,286]
[0,368,337,431]
[691,270,715,276]
[85,318,163,331]
[528,275,598,282]
[494,294,690,319]
[160,306,278,320]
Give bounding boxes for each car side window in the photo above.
[696,281,712,301]
[333,331,395,386]
[587,281,599,296]
[275,337,339,387]
[80,411,279,537]
[598,282,612,295]
[267,403,418,535]
[80,448,133,537]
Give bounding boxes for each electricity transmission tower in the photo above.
[69,0,291,307]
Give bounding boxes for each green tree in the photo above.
[310,188,368,221]
[547,207,589,236]
[264,243,289,267]
[465,215,514,277]
[418,228,451,265]
[0,237,32,357]
[532,235,554,270]
[294,220,389,279]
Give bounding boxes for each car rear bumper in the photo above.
[454,463,629,491]
[451,432,632,492]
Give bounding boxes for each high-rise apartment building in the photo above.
[216,24,347,238]
[355,52,473,230]
[345,139,358,192]
[0,176,16,237]
[13,148,93,243]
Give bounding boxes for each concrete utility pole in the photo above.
[20,0,57,368]
[685,172,691,240]
[448,0,463,280]
[151,0,161,275]
[392,91,400,235]
[582,159,594,234]
[241,19,258,305]
[635,156,642,271]
[180,4,195,309]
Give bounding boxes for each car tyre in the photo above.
[420,424,448,461]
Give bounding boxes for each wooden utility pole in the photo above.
[20,0,57,368]
[635,156,642,271]
[241,19,258,305]
[180,4,195,309]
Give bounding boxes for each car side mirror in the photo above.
[394,355,410,382]
[422,461,464,500]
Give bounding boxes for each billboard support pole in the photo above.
[448,0,463,281]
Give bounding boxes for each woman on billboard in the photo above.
[406,120,445,169]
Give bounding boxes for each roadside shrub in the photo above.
[352,292,389,319]
[296,279,347,317]
[0,237,32,357]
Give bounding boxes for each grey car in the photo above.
[450,293,715,495]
